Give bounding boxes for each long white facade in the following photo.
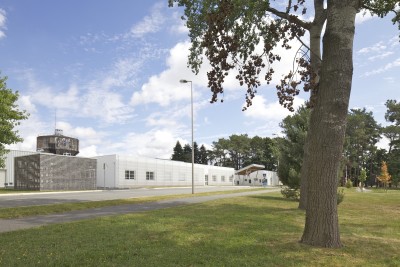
[94,155,235,188]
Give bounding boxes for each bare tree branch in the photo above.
[266,7,311,30]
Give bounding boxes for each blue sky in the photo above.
[1,1,399,159]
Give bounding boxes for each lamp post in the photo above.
[180,79,194,194]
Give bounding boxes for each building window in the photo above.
[212,175,217,182]
[125,170,135,180]
[229,175,234,182]
[221,176,225,182]
[146,171,155,180]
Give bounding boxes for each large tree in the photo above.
[169,0,400,247]
[0,75,28,168]
[344,108,381,186]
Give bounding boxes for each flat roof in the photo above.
[235,164,265,175]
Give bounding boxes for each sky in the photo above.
[1,1,399,159]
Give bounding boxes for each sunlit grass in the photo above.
[0,189,399,266]
[0,188,266,219]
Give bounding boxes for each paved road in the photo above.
[0,188,280,233]
[0,186,271,208]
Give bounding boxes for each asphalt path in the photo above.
[0,186,271,208]
[0,187,280,233]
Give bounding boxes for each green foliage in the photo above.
[337,188,345,205]
[209,134,277,169]
[280,187,300,201]
[277,105,309,189]
[362,1,400,33]
[359,168,367,187]
[346,179,353,189]
[344,108,381,185]
[0,74,29,168]
[171,141,184,161]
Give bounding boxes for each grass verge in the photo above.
[0,189,399,266]
[0,188,267,219]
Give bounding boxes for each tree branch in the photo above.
[266,7,311,30]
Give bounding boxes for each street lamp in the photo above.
[180,79,194,194]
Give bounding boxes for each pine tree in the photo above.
[183,144,192,163]
[171,141,184,162]
[199,145,208,165]
[193,142,200,163]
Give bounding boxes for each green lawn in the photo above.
[0,188,399,266]
[0,189,266,219]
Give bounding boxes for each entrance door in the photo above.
[205,175,208,185]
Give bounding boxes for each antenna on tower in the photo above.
[54,109,62,136]
[54,109,57,132]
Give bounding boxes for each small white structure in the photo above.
[235,164,280,186]
[1,150,37,188]
[94,155,235,188]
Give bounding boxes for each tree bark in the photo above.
[298,0,325,210]
[300,0,359,247]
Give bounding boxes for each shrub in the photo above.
[281,187,300,201]
[345,179,352,188]
[337,188,345,205]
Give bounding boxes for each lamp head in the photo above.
[180,79,190,83]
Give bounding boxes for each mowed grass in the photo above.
[0,189,266,219]
[0,189,399,266]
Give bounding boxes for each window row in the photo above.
[125,170,233,182]
[125,170,155,181]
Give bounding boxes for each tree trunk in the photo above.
[300,0,359,247]
[298,0,325,210]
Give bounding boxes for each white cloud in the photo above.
[168,11,189,35]
[121,129,179,159]
[0,9,6,39]
[355,10,375,25]
[79,145,99,157]
[244,95,305,122]
[358,41,386,54]
[363,57,400,76]
[18,58,136,124]
[368,51,394,61]
[130,2,166,38]
[131,41,200,107]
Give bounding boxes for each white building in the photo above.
[94,155,235,188]
[1,150,235,189]
[0,150,37,188]
[235,164,280,186]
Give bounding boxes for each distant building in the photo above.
[94,155,235,189]
[37,129,79,156]
[14,153,96,191]
[235,164,280,186]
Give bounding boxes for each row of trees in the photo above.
[277,100,400,191]
[171,135,278,170]
[171,100,400,191]
[171,141,208,164]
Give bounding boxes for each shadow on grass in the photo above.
[249,194,300,203]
